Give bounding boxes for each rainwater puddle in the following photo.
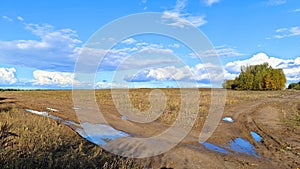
[228,138,259,157]
[250,131,262,142]
[24,108,130,146]
[201,142,229,154]
[222,117,234,123]
[49,115,63,121]
[121,115,129,121]
[25,109,48,117]
[47,107,59,112]
[63,120,80,127]
[75,122,130,145]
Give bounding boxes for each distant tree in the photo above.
[225,63,286,90]
[222,80,235,89]
[288,82,300,90]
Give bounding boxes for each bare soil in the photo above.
[1,89,299,168]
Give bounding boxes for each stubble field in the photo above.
[0,89,299,168]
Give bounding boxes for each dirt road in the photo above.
[1,90,299,168]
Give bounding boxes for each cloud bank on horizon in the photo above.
[0,0,299,89]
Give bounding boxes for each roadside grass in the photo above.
[0,103,145,169]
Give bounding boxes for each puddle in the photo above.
[228,138,259,157]
[49,115,63,121]
[222,117,234,123]
[63,120,80,127]
[201,142,229,154]
[121,115,129,121]
[47,107,59,112]
[73,107,81,110]
[25,109,48,117]
[75,122,130,145]
[24,108,129,146]
[250,131,262,142]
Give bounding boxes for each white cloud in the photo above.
[265,0,287,6]
[225,52,300,81]
[124,66,193,82]
[168,43,180,48]
[162,11,207,28]
[161,0,207,28]
[32,70,76,87]
[94,82,128,89]
[0,23,81,71]
[17,16,24,21]
[193,46,243,58]
[124,63,225,83]
[121,38,136,45]
[273,26,300,39]
[139,46,173,55]
[0,68,17,84]
[204,0,220,7]
[2,16,13,22]
[291,8,300,13]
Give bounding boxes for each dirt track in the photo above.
[1,90,300,168]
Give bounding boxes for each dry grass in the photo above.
[0,103,145,169]
[1,89,299,168]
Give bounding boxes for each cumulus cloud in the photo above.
[124,66,193,82]
[225,52,300,81]
[32,70,76,87]
[123,52,300,85]
[0,22,81,71]
[0,68,17,84]
[204,0,220,7]
[273,26,300,39]
[161,0,207,28]
[124,63,225,83]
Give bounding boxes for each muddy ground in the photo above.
[1,89,299,168]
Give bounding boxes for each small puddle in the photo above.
[222,117,234,123]
[49,115,63,121]
[201,142,229,154]
[47,107,59,112]
[250,131,262,142]
[63,120,80,127]
[75,122,130,145]
[228,138,259,157]
[121,115,129,121]
[25,109,48,117]
[73,107,81,110]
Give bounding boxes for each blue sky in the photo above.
[0,0,300,89]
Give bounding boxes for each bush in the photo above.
[288,82,300,90]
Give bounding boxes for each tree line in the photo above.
[223,63,286,90]
[288,82,300,90]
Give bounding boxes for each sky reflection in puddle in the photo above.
[25,108,130,145]
[228,138,259,157]
[201,142,229,154]
[250,131,262,142]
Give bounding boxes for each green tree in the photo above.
[230,63,286,90]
